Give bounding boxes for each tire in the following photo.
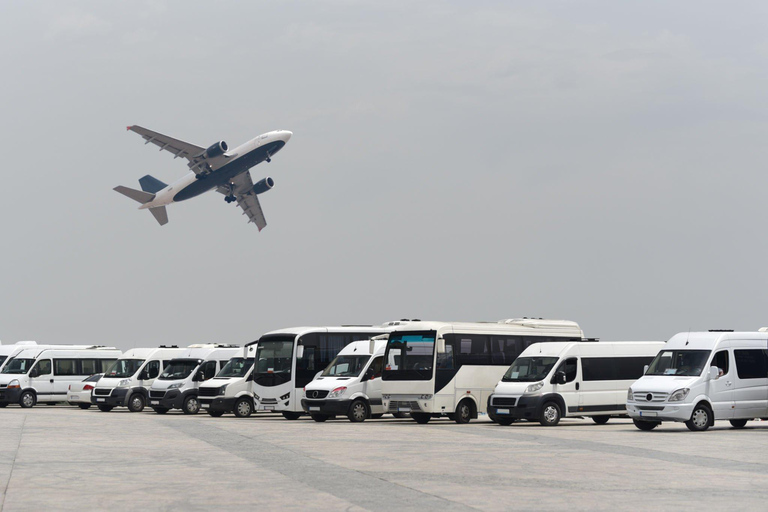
[685,404,712,432]
[19,391,36,409]
[370,413,384,419]
[234,397,254,418]
[282,411,302,420]
[98,404,114,412]
[311,414,329,422]
[153,407,168,414]
[207,410,224,417]
[539,402,561,426]
[730,419,748,428]
[411,413,431,424]
[592,415,610,425]
[454,400,472,424]
[127,394,145,413]
[392,412,409,419]
[497,417,516,426]
[182,395,200,415]
[348,399,369,423]
[78,403,91,410]
[633,419,659,431]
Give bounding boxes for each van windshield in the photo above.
[104,359,145,379]
[159,360,199,380]
[1,358,35,374]
[646,350,711,376]
[217,358,254,378]
[322,355,369,377]
[502,357,559,382]
[0,356,6,368]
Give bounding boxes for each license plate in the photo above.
[309,406,320,411]
[96,398,105,402]
[150,400,159,405]
[201,403,209,408]
[496,408,510,415]
[263,406,274,410]
[70,395,80,400]
[398,407,411,412]
[639,411,657,417]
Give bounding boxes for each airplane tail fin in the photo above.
[114,185,155,204]
[149,206,168,226]
[139,175,167,194]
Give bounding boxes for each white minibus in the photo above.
[488,341,664,426]
[382,318,584,424]
[627,331,768,431]
[301,336,391,422]
[148,344,240,414]
[253,324,411,420]
[198,342,258,417]
[0,346,121,408]
[0,342,42,373]
[92,345,189,412]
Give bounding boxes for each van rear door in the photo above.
[732,342,768,419]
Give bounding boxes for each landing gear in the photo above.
[224,195,236,203]
[224,183,236,203]
[265,151,272,163]
[195,173,208,180]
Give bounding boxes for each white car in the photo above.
[67,374,104,409]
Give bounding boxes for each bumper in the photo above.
[148,390,182,410]
[200,396,235,413]
[91,388,129,407]
[0,387,22,404]
[487,395,542,421]
[626,402,692,422]
[301,398,351,416]
[67,392,92,404]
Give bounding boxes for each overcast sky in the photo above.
[2,1,768,351]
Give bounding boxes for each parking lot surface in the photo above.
[1,407,767,511]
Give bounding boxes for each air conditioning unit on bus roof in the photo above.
[500,318,581,330]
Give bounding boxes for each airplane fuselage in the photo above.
[138,130,291,210]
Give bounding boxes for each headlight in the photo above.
[217,384,228,395]
[668,388,690,402]
[627,388,633,401]
[168,382,183,390]
[7,379,20,389]
[117,379,131,388]
[525,382,544,394]
[419,394,433,400]
[327,386,347,399]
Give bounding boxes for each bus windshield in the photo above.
[382,331,436,381]
[646,350,711,377]
[217,358,254,378]
[255,338,294,375]
[322,355,369,377]
[502,357,559,382]
[1,358,35,374]
[104,359,145,379]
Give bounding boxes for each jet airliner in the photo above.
[114,126,292,229]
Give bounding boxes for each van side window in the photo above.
[36,359,52,376]
[555,358,578,382]
[370,356,383,378]
[201,361,217,380]
[54,359,79,376]
[81,359,98,374]
[146,360,160,379]
[713,350,729,376]
[734,349,768,379]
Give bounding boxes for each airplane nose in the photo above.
[282,130,292,142]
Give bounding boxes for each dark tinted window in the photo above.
[556,358,578,382]
[54,359,79,376]
[734,349,768,379]
[455,334,491,365]
[713,350,729,376]
[296,332,382,388]
[489,336,523,365]
[582,356,654,381]
[36,359,52,376]
[370,356,383,379]
[81,359,99,374]
[145,360,160,379]
[201,361,217,380]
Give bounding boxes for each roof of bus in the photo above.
[13,347,122,359]
[385,319,583,337]
[260,325,397,338]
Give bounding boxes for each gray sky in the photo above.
[2,1,768,351]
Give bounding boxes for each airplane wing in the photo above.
[217,171,267,230]
[127,125,209,174]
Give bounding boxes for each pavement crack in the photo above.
[0,416,26,512]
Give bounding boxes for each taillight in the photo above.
[83,384,95,391]
[68,385,71,391]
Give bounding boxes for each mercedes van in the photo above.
[488,341,664,426]
[198,342,258,417]
[627,331,768,431]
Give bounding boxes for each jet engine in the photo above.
[252,177,275,195]
[204,141,228,159]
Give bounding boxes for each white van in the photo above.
[488,341,664,426]
[148,344,240,414]
[0,346,121,408]
[198,342,258,417]
[627,331,768,431]
[92,346,188,412]
[0,341,42,373]
[301,337,390,422]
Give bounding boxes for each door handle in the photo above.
[50,379,54,383]
[575,383,579,391]
[726,381,732,387]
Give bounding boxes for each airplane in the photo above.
[114,126,292,229]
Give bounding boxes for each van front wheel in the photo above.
[127,394,145,413]
[730,419,748,428]
[348,399,369,422]
[592,415,610,425]
[97,405,114,412]
[282,411,302,420]
[497,417,516,426]
[183,396,200,415]
[633,419,659,431]
[411,413,431,424]
[20,391,36,408]
[685,404,712,431]
[234,397,253,418]
[539,402,561,426]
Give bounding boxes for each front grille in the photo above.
[149,390,166,399]
[492,397,517,407]
[633,392,669,403]
[198,387,219,397]
[261,398,278,405]
[637,406,665,411]
[94,388,112,396]
[388,400,421,412]
[305,390,328,400]
[0,384,6,389]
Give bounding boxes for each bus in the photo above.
[253,323,412,420]
[381,318,584,423]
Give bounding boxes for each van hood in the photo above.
[151,379,184,391]
[200,377,241,388]
[0,374,20,385]
[493,380,534,395]
[630,375,699,393]
[97,377,133,387]
[305,376,355,392]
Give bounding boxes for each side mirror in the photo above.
[553,371,566,385]
[709,366,719,381]
[138,371,149,381]
[193,371,205,382]
[643,365,649,374]
[29,368,39,378]
[369,339,376,355]
[363,368,374,381]
[296,345,305,359]
[246,371,254,381]
[436,337,446,354]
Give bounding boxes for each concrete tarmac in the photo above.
[1,406,767,511]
